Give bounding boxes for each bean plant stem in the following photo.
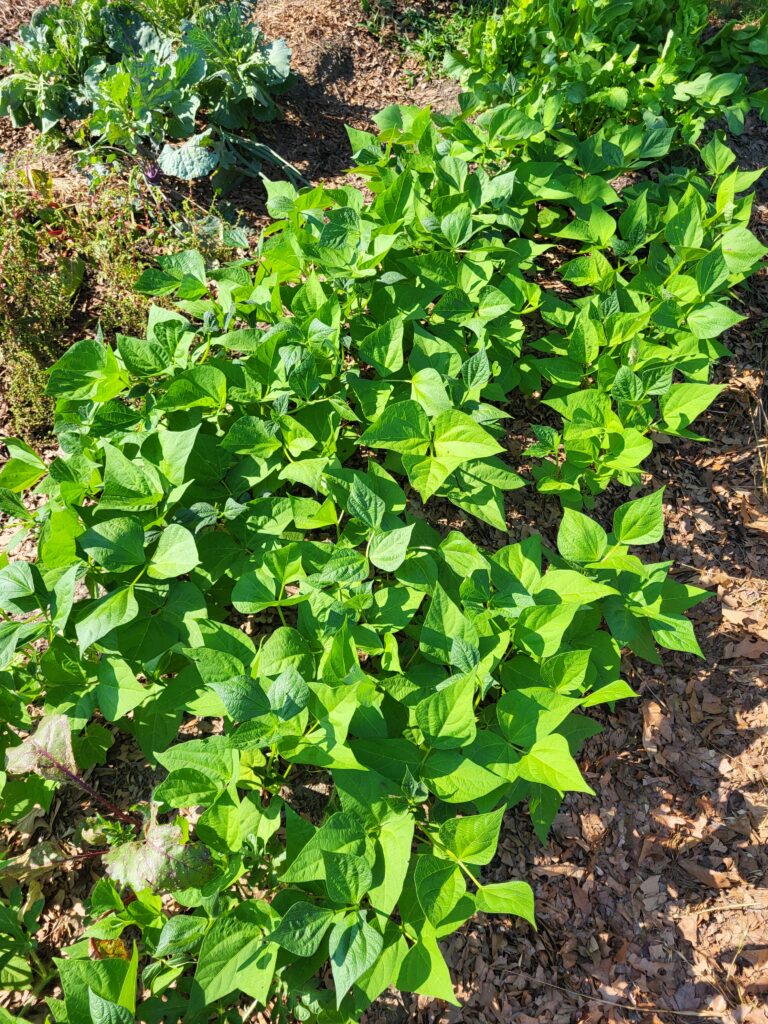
[31,743,142,827]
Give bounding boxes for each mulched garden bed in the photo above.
[1,2,767,1022]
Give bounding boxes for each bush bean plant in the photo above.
[0,274,707,1021]
[447,0,768,139]
[1,109,763,1018]
[0,0,292,186]
[0,2,766,1022]
[144,110,765,514]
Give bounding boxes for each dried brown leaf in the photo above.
[679,858,741,889]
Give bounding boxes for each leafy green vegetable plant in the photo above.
[137,110,766,512]
[0,0,292,186]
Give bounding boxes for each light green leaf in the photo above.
[475,880,535,924]
[582,680,638,707]
[55,951,137,1023]
[368,811,414,915]
[432,409,503,460]
[359,401,430,455]
[515,603,578,659]
[159,366,226,412]
[100,445,164,512]
[686,301,743,339]
[75,587,139,652]
[96,657,148,721]
[517,734,595,794]
[397,935,459,1005]
[47,340,128,402]
[414,855,466,927]
[612,489,665,545]
[700,132,735,175]
[329,911,383,1007]
[269,902,336,957]
[411,368,453,416]
[348,476,385,529]
[147,525,199,580]
[415,674,477,750]
[402,454,462,502]
[420,585,479,665]
[0,439,46,492]
[154,768,220,808]
[80,517,145,572]
[323,850,372,905]
[369,523,414,572]
[438,807,504,866]
[659,383,724,435]
[358,317,404,374]
[194,901,277,1006]
[557,509,608,563]
[88,989,133,1024]
[536,570,618,604]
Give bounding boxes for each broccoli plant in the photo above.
[0,0,293,186]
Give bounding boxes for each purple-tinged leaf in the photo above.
[5,714,77,783]
[104,819,214,893]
